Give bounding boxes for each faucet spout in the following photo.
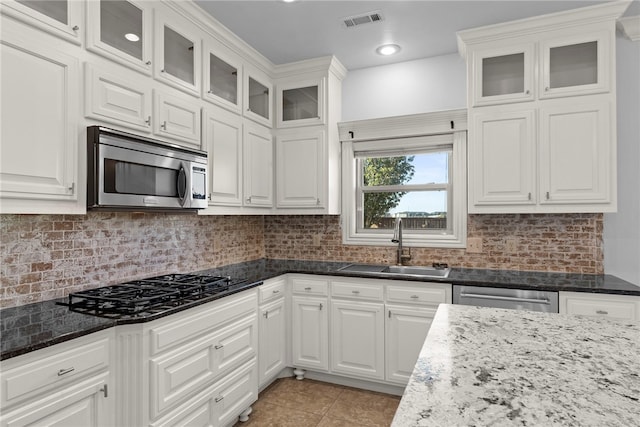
[392,217,411,265]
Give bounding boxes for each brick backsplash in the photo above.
[264,214,603,274]
[1,212,602,308]
[0,213,264,308]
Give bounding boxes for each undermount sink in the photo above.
[337,263,450,279]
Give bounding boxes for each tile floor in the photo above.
[234,377,401,427]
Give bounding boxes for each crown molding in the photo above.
[273,56,348,81]
[618,15,640,41]
[457,1,632,57]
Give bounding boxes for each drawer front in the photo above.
[561,293,639,321]
[291,277,329,296]
[149,291,257,355]
[150,314,257,418]
[331,281,384,301]
[1,335,110,409]
[387,284,450,305]
[259,278,286,304]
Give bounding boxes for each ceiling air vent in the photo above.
[342,11,384,29]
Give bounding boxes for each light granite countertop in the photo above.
[392,304,640,426]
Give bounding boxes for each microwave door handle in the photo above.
[177,163,188,206]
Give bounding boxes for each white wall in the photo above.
[342,39,640,285]
[342,53,466,121]
[604,37,640,285]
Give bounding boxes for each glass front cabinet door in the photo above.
[86,0,152,74]
[154,9,201,96]
[203,40,242,114]
[3,0,82,43]
[276,78,325,128]
[243,67,273,128]
[471,44,535,107]
[539,31,610,99]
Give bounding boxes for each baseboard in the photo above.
[302,370,405,396]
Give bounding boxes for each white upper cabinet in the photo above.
[153,89,201,148]
[243,122,273,207]
[243,66,273,128]
[86,0,152,75]
[471,43,535,107]
[0,0,82,44]
[276,78,325,128]
[539,31,610,99]
[0,20,79,211]
[458,1,627,213]
[154,8,201,97]
[203,38,243,114]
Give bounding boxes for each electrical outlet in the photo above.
[506,238,518,253]
[467,237,483,254]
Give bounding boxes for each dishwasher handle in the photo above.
[459,292,550,305]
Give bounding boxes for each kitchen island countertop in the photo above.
[392,304,640,426]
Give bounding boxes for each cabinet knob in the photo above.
[410,295,419,299]
[100,384,108,398]
[67,182,75,194]
[145,116,151,126]
[352,290,360,295]
[215,396,224,403]
[525,90,530,95]
[160,121,167,130]
[596,310,608,315]
[272,289,280,294]
[208,194,212,201]
[545,87,549,92]
[304,287,312,291]
[72,25,79,31]
[246,196,252,203]
[546,191,550,200]
[145,61,151,66]
[161,69,166,73]
[214,344,224,350]
[319,303,323,310]
[263,311,268,318]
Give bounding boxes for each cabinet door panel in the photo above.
[259,298,287,386]
[386,305,435,385]
[276,130,325,208]
[1,0,82,44]
[85,64,152,131]
[154,90,201,148]
[0,27,77,201]
[331,301,384,380]
[243,123,273,207]
[212,360,257,427]
[469,108,536,207]
[539,98,611,204]
[203,40,242,114]
[291,296,328,371]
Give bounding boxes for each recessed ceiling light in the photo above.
[125,33,140,42]
[282,0,296,3]
[376,44,401,56]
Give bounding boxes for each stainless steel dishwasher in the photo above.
[453,285,559,313]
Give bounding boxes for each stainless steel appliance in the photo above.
[453,285,558,313]
[62,274,249,319]
[87,126,208,211]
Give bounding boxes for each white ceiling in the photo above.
[194,0,637,70]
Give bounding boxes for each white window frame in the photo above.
[341,131,467,248]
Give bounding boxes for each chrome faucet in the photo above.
[391,217,411,265]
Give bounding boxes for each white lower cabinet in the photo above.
[291,295,329,371]
[559,291,640,321]
[385,305,437,385]
[0,330,114,427]
[330,300,385,380]
[258,297,287,387]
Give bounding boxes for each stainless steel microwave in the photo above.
[87,126,208,211]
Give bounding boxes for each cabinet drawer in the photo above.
[1,333,111,409]
[150,314,257,418]
[560,292,639,321]
[387,284,450,305]
[149,291,257,356]
[291,277,329,296]
[259,278,286,304]
[331,280,384,301]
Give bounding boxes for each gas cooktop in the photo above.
[61,274,248,319]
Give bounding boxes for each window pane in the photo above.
[406,152,449,184]
[100,0,143,60]
[362,151,449,188]
[362,191,447,231]
[17,1,67,24]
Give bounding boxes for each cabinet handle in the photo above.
[208,194,212,201]
[410,295,419,299]
[215,396,224,403]
[160,121,167,130]
[545,87,549,92]
[316,198,320,205]
[145,61,151,66]
[528,192,532,201]
[67,182,75,194]
[596,310,608,315]
[263,311,268,318]
[100,384,108,398]
[319,303,323,310]
[72,25,79,31]
[352,290,360,295]
[145,116,151,126]
[304,287,311,291]
[546,191,550,200]
[214,344,224,350]
[388,310,392,318]
[525,90,530,95]
[57,367,75,376]
[161,69,166,73]
[273,290,280,294]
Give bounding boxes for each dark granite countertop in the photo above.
[2,259,638,360]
